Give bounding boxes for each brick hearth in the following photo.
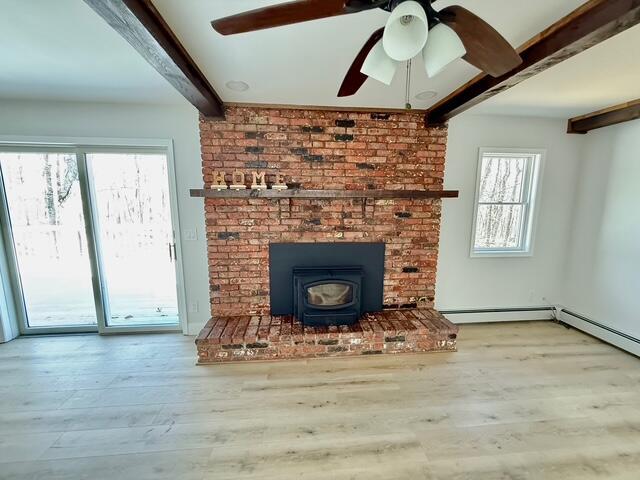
[195,106,456,363]
[196,308,458,364]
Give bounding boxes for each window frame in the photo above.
[470,147,545,258]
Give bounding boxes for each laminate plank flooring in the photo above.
[1,321,639,479]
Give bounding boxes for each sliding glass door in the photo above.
[0,146,182,334]
[87,152,178,327]
[0,152,98,330]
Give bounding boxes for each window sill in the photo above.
[470,250,533,258]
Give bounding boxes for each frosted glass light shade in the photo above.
[361,39,399,85]
[422,23,466,78]
[383,0,428,61]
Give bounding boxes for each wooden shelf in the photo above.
[190,188,459,200]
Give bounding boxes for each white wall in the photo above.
[0,98,209,335]
[436,114,583,319]
[559,120,640,354]
[1,100,634,350]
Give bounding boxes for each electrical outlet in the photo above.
[183,228,197,241]
[188,301,199,313]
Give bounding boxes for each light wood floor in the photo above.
[1,321,640,479]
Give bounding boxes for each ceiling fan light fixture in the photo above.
[422,23,466,78]
[360,39,399,85]
[382,0,428,61]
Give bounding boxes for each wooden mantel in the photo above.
[190,189,459,200]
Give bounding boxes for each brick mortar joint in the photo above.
[198,105,449,317]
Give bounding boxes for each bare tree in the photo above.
[41,154,78,226]
[42,155,57,226]
[57,155,78,207]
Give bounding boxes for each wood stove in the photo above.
[293,266,363,327]
[269,243,384,326]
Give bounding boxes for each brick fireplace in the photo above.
[194,106,458,363]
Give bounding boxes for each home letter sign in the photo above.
[209,170,289,191]
[251,171,267,190]
[273,173,288,190]
[212,171,227,190]
[230,170,247,190]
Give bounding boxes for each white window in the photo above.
[470,148,543,257]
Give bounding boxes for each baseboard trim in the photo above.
[439,307,554,324]
[558,308,640,357]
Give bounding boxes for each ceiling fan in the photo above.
[212,0,522,98]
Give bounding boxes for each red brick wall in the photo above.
[199,106,448,317]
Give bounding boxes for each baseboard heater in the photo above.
[440,307,554,315]
[439,306,555,324]
[560,309,640,345]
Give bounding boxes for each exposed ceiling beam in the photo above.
[567,99,640,134]
[84,0,224,118]
[426,0,640,126]
[225,102,427,115]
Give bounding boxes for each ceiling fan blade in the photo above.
[338,28,385,97]
[439,6,522,77]
[212,0,349,36]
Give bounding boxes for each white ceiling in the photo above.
[0,0,183,105]
[472,25,640,118]
[1,0,639,119]
[153,0,588,111]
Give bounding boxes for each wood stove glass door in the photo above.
[306,283,354,307]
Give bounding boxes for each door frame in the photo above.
[0,136,188,335]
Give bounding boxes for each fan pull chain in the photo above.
[405,59,412,110]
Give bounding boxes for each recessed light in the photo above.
[415,90,437,100]
[225,81,249,92]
